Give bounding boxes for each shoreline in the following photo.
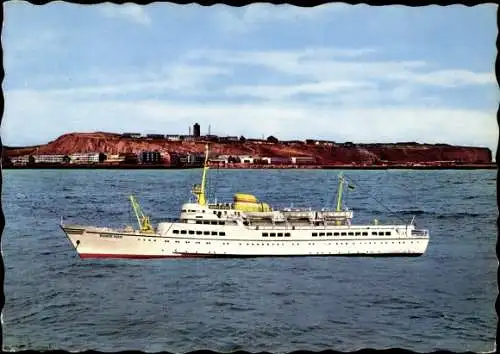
[2,163,497,170]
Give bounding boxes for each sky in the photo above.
[1,2,498,155]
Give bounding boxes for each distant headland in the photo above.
[1,124,495,170]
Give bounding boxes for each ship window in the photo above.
[182,209,187,212]
[218,221,225,225]
[285,233,290,237]
[202,210,205,213]
[173,230,179,234]
[362,232,368,236]
[319,233,325,236]
[196,221,202,224]
[210,221,217,225]
[270,233,276,237]
[262,233,268,237]
[341,232,346,236]
[312,233,317,237]
[277,233,283,237]
[348,232,354,236]
[355,232,361,236]
[203,231,210,235]
[213,211,217,214]
[188,230,194,235]
[180,230,187,234]
[195,241,200,244]
[211,231,217,235]
[326,232,332,236]
[203,220,209,224]
[334,232,339,236]
[196,231,202,235]
[385,232,391,236]
[175,240,180,243]
[378,232,384,236]
[219,232,226,236]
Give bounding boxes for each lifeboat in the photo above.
[233,193,272,212]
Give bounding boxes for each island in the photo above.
[1,127,495,170]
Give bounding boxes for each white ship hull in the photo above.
[61,222,429,259]
[60,144,430,259]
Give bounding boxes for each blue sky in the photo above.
[2,2,498,154]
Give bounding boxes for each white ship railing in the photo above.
[411,229,429,236]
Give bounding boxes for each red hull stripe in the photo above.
[78,252,423,259]
[78,253,207,259]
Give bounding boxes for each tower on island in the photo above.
[193,123,200,137]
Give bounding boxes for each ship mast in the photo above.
[335,173,345,212]
[197,144,210,206]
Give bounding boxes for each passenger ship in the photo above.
[60,145,430,259]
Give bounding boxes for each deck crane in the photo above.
[129,195,154,233]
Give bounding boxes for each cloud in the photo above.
[225,80,377,100]
[17,64,231,98]
[98,4,151,25]
[214,3,348,33]
[195,48,494,89]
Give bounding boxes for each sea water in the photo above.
[1,169,496,352]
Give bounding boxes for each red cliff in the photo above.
[4,132,493,165]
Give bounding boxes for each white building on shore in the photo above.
[70,153,99,163]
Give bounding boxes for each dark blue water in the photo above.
[2,169,496,352]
